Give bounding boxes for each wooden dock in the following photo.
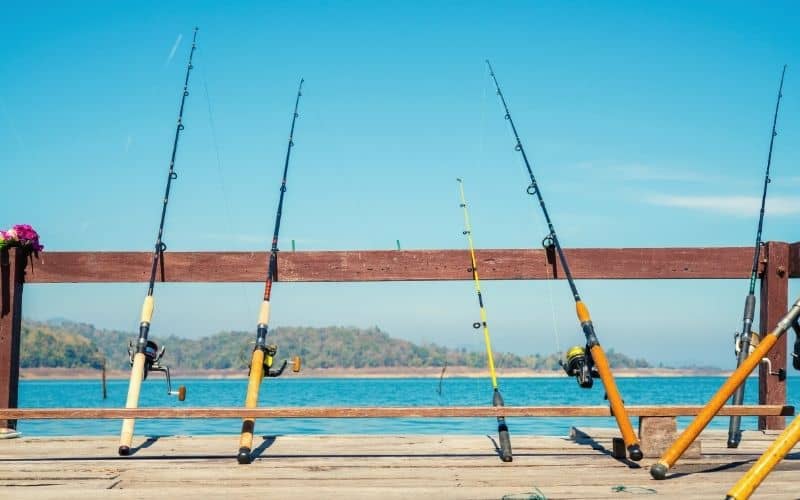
[1,430,798,499]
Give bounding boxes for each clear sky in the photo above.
[1,1,798,368]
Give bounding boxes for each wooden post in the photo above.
[759,241,790,430]
[0,247,26,430]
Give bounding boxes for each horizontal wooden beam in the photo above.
[25,244,799,283]
[0,405,792,419]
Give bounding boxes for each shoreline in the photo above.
[20,366,736,380]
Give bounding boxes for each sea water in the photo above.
[16,376,798,437]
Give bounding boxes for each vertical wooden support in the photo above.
[759,241,789,430]
[0,247,25,429]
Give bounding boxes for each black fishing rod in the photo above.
[728,65,787,449]
[118,27,198,456]
[485,60,642,461]
[237,79,304,465]
[457,178,513,462]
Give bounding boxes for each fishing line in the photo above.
[202,76,235,233]
[200,67,251,323]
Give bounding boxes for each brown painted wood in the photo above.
[25,247,757,283]
[0,404,791,420]
[790,241,800,277]
[0,248,25,429]
[759,241,790,430]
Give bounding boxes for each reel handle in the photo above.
[169,385,187,401]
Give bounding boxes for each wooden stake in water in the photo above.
[101,358,107,400]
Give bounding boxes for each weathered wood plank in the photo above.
[0,404,792,419]
[1,434,799,500]
[759,242,790,430]
[25,247,761,283]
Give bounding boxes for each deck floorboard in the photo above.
[1,430,798,499]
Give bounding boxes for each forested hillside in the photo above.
[20,319,652,371]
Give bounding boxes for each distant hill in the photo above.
[20,319,653,371]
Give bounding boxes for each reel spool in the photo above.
[128,339,187,401]
[734,331,761,357]
[560,345,596,389]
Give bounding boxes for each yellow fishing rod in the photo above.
[237,79,304,464]
[486,60,642,461]
[650,296,800,480]
[118,27,198,456]
[457,178,513,462]
[726,411,800,499]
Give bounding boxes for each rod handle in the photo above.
[238,348,266,463]
[576,301,590,323]
[119,352,146,455]
[590,345,641,459]
[258,301,271,326]
[140,296,155,324]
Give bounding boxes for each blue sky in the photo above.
[1,1,798,368]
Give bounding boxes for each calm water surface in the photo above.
[17,376,798,437]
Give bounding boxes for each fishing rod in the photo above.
[728,65,787,449]
[237,79,304,465]
[118,27,197,456]
[651,296,800,480]
[457,178,513,462]
[726,409,800,499]
[485,60,642,462]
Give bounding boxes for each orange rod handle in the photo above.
[590,345,639,449]
[653,334,779,476]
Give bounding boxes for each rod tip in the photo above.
[650,462,668,480]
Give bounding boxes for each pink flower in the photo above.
[1,224,43,252]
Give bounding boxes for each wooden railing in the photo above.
[2,242,798,430]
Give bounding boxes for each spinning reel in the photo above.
[128,339,186,401]
[250,343,302,378]
[733,330,761,358]
[561,345,598,389]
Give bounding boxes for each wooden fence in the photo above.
[1,241,798,429]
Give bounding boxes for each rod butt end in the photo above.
[237,447,252,464]
[727,434,741,449]
[498,426,513,462]
[650,462,668,480]
[628,444,643,462]
[118,445,131,456]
